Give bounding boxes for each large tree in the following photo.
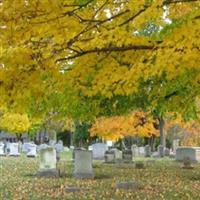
[0,0,200,144]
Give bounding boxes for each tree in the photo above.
[0,0,199,142]
[0,112,30,140]
[90,111,159,141]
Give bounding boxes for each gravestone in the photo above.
[122,149,132,162]
[88,145,93,151]
[158,145,164,157]
[112,148,122,160]
[0,142,5,156]
[131,145,139,157]
[37,145,58,177]
[144,145,151,157]
[73,150,94,179]
[176,147,200,162]
[18,141,22,153]
[92,143,108,159]
[138,147,145,156]
[173,139,180,153]
[22,142,31,152]
[135,161,145,169]
[116,181,141,190]
[55,141,64,153]
[9,143,20,156]
[164,148,170,156]
[27,143,37,157]
[182,157,194,169]
[104,150,115,163]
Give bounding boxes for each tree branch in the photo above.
[56,45,155,62]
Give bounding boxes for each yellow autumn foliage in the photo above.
[0,112,30,134]
[90,111,159,141]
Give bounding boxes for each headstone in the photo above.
[22,142,32,152]
[158,145,164,157]
[116,181,141,190]
[73,150,94,179]
[144,145,151,157]
[112,148,122,160]
[6,141,10,154]
[175,147,200,162]
[55,141,64,153]
[131,145,139,157]
[0,142,5,156]
[135,161,145,169]
[104,150,115,163]
[27,143,37,157]
[92,143,108,160]
[63,147,70,152]
[18,141,22,152]
[182,157,194,169]
[37,145,58,177]
[49,140,56,147]
[173,139,180,153]
[122,149,132,162]
[9,143,20,156]
[106,141,113,147]
[88,145,93,151]
[164,148,170,156]
[138,147,145,156]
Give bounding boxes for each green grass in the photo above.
[1,153,200,200]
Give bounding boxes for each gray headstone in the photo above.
[104,150,115,163]
[73,150,94,179]
[158,145,164,157]
[92,143,108,159]
[176,147,200,162]
[116,181,141,190]
[122,150,132,162]
[144,145,151,157]
[164,148,170,156]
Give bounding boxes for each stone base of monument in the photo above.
[36,169,59,177]
[73,172,94,179]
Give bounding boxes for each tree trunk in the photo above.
[158,117,166,147]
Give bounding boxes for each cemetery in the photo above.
[0,0,200,199]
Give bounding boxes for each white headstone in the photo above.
[27,143,37,157]
[92,143,108,159]
[73,150,94,179]
[9,143,20,156]
[88,145,93,151]
[106,141,113,147]
[55,141,64,153]
[37,145,58,177]
[131,145,139,157]
[0,142,5,156]
[138,147,145,156]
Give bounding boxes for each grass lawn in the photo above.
[1,152,200,200]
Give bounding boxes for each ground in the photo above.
[1,152,200,200]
